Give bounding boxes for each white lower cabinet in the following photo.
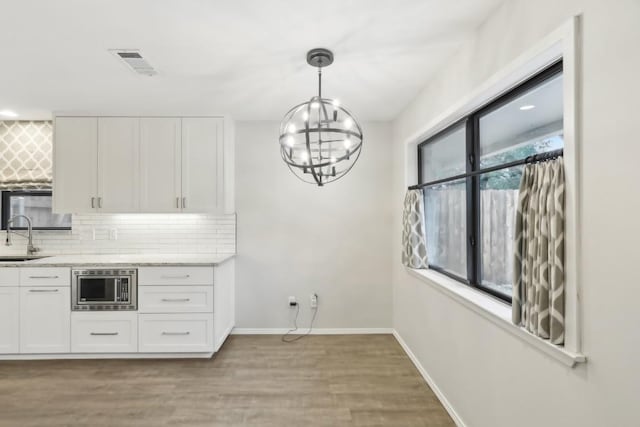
[71,312,138,353]
[0,287,19,354]
[20,287,70,354]
[139,313,213,353]
[0,264,232,358]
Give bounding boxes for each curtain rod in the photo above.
[408,148,563,191]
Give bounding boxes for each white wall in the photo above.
[391,1,640,426]
[235,121,392,330]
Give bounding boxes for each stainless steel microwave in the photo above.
[72,268,137,311]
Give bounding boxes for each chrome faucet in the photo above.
[5,215,39,255]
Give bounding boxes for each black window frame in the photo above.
[1,190,71,231]
[417,60,563,304]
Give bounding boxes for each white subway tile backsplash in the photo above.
[0,213,236,255]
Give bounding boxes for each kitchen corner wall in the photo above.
[391,1,640,426]
[235,121,393,330]
[0,213,236,255]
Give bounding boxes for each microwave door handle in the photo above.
[114,278,121,302]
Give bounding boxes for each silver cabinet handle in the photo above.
[91,197,96,208]
[162,331,190,336]
[97,197,103,208]
[176,197,180,208]
[161,275,190,279]
[29,275,59,279]
[182,197,186,209]
[90,332,119,336]
[28,289,59,293]
[161,298,190,302]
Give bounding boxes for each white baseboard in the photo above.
[231,327,393,335]
[392,330,466,427]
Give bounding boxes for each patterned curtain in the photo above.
[512,158,565,345]
[0,121,53,190]
[402,189,428,269]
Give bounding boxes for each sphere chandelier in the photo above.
[279,48,363,186]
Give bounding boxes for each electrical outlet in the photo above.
[109,228,118,240]
[310,293,318,308]
[288,296,297,307]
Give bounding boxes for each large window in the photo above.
[1,191,71,230]
[417,61,563,302]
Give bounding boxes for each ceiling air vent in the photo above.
[109,49,157,76]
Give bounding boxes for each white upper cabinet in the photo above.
[53,117,98,213]
[97,118,140,213]
[53,116,233,214]
[181,118,223,213]
[140,118,182,212]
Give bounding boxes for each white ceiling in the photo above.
[0,0,502,121]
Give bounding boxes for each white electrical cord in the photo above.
[281,302,318,343]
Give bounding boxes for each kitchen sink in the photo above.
[0,255,51,262]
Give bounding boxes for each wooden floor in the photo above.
[0,335,454,427]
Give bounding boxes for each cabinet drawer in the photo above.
[0,268,19,286]
[20,268,70,286]
[138,313,213,353]
[139,286,213,313]
[71,312,138,353]
[138,267,213,286]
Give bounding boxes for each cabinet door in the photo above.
[139,118,181,212]
[0,287,19,354]
[53,117,98,213]
[181,118,223,213]
[97,117,140,212]
[20,287,70,354]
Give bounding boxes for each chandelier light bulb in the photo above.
[278,48,363,186]
[286,136,295,147]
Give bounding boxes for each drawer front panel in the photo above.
[138,313,213,353]
[139,286,213,313]
[20,268,71,286]
[138,267,213,286]
[0,269,19,286]
[71,312,137,353]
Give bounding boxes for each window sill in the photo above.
[405,267,586,367]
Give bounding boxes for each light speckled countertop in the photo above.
[0,253,235,267]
